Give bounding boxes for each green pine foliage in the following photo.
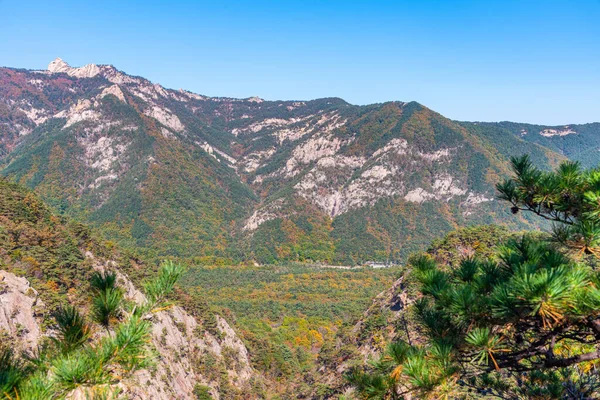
[497,155,600,257]
[89,270,124,327]
[348,155,600,399]
[0,347,30,397]
[2,262,182,399]
[51,306,91,354]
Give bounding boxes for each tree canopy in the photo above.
[349,155,600,399]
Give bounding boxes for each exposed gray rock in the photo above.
[0,270,44,351]
[86,252,258,399]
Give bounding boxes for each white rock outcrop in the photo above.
[539,127,576,137]
[145,106,185,132]
[48,57,101,78]
[0,270,44,350]
[99,84,127,103]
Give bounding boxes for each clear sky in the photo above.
[1,0,599,124]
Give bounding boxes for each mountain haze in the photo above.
[1,58,597,263]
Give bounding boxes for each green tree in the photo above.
[348,155,600,399]
[2,261,183,399]
[90,270,124,328]
[497,155,600,257]
[51,306,91,354]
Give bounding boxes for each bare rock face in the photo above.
[99,84,127,103]
[47,57,71,74]
[0,270,44,351]
[48,57,101,78]
[350,276,420,358]
[86,253,259,399]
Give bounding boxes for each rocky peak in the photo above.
[47,57,101,78]
[47,57,71,73]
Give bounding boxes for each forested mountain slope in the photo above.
[0,58,591,263]
[341,157,600,399]
[0,178,263,399]
[462,121,600,168]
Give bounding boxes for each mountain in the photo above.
[0,58,596,264]
[462,121,600,168]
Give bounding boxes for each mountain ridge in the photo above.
[1,58,598,263]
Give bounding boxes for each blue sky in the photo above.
[1,0,599,124]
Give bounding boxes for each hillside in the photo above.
[340,157,600,399]
[462,121,600,168]
[313,225,537,397]
[0,177,263,399]
[0,176,405,398]
[0,58,592,264]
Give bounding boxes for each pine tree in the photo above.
[2,261,183,399]
[348,155,600,399]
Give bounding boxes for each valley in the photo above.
[1,58,600,399]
